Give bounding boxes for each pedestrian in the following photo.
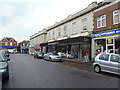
[95,49,100,56]
[82,50,88,62]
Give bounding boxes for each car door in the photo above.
[46,53,51,60]
[98,54,110,71]
[109,54,120,74]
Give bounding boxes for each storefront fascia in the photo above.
[40,36,91,60]
[93,27,120,54]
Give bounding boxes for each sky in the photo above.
[0,0,103,42]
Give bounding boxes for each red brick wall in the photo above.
[94,2,120,32]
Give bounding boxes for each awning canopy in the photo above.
[34,44,42,49]
[40,36,91,47]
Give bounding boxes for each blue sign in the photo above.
[0,45,18,48]
[93,29,120,38]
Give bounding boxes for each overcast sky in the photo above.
[0,0,103,42]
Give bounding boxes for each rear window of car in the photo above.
[37,52,44,54]
[110,55,120,63]
[99,54,109,61]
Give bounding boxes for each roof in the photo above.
[1,37,17,42]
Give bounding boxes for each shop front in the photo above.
[93,27,120,56]
[40,36,91,61]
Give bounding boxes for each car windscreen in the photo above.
[52,52,58,55]
[36,52,44,54]
[0,52,4,62]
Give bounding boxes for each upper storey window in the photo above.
[82,18,87,31]
[97,15,106,28]
[72,22,77,34]
[113,10,120,25]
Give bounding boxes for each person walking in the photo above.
[82,50,88,62]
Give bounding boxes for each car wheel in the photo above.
[49,57,52,61]
[36,55,38,59]
[94,65,101,73]
[5,71,9,80]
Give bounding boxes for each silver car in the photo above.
[93,53,120,75]
[0,51,10,80]
[44,52,62,61]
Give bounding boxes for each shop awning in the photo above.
[40,36,91,46]
[34,44,42,49]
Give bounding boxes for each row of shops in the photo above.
[29,27,120,61]
[40,36,91,60]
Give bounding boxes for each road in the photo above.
[2,54,119,88]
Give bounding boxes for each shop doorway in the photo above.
[106,37,115,53]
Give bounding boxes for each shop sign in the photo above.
[48,42,59,45]
[107,38,113,44]
[93,29,120,38]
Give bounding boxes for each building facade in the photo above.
[92,0,120,58]
[30,29,47,54]
[30,0,115,61]
[18,40,30,53]
[40,1,110,61]
[0,37,18,49]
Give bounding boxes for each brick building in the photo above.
[0,37,18,49]
[18,40,30,54]
[92,0,120,57]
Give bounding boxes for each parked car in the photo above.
[93,53,120,75]
[34,52,44,59]
[44,52,62,61]
[0,50,9,57]
[0,51,10,80]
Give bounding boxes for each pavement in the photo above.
[62,58,93,72]
[62,58,119,79]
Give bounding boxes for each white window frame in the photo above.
[97,15,106,28]
[72,22,77,34]
[113,10,120,25]
[82,18,87,31]
[48,32,51,40]
[5,42,7,45]
[58,28,61,38]
[52,31,55,39]
[63,26,67,36]
[10,42,12,46]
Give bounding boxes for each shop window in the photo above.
[115,37,120,54]
[113,10,120,25]
[97,15,106,28]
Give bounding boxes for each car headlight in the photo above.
[0,69,7,73]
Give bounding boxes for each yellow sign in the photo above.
[107,38,113,44]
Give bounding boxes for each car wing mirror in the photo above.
[7,58,10,61]
[118,61,120,63]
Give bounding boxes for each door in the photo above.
[106,37,115,53]
[98,54,110,71]
[109,54,120,74]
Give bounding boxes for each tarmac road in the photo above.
[2,54,119,88]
